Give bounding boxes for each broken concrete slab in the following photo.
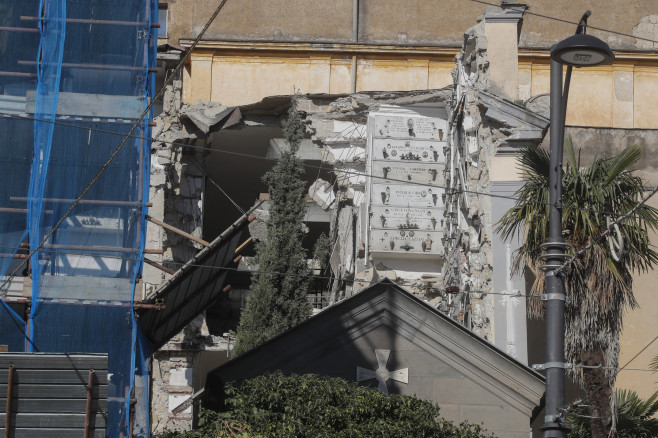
[308,179,335,210]
[180,101,236,134]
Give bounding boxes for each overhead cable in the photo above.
[0,0,232,293]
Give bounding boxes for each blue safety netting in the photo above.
[0,0,40,352]
[0,0,157,436]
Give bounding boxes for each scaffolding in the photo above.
[0,1,158,436]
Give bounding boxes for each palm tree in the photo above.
[566,389,658,437]
[497,138,658,437]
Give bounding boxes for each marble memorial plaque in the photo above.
[369,229,444,255]
[370,205,443,231]
[371,138,446,164]
[371,161,444,187]
[371,183,444,208]
[373,115,446,140]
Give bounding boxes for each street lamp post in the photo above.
[538,11,614,438]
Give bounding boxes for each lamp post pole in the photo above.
[541,57,569,438]
[537,11,614,438]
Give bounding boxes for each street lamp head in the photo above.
[551,33,615,67]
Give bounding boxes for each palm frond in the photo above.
[650,354,658,371]
[565,134,577,174]
[567,390,658,437]
[605,144,641,185]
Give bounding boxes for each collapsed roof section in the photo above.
[137,205,259,350]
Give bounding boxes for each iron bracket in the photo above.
[541,293,571,305]
[532,362,573,371]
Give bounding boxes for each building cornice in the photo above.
[179,40,658,67]
[179,39,460,58]
[519,49,658,66]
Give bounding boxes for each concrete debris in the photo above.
[180,101,232,133]
[324,145,366,164]
[308,179,335,210]
[247,209,269,242]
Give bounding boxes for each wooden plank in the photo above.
[26,91,143,119]
[4,398,106,414]
[0,384,107,399]
[0,428,105,438]
[0,369,107,385]
[0,412,106,428]
[0,354,108,370]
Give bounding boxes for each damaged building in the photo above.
[2,0,658,436]
[147,0,658,433]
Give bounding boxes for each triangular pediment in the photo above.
[206,280,544,435]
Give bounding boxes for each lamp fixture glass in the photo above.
[551,33,615,67]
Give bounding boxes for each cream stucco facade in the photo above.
[179,46,658,131]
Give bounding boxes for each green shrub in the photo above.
[160,372,493,438]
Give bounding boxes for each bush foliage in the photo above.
[161,372,493,438]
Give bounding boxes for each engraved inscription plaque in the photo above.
[370,206,442,231]
[372,161,444,187]
[373,116,446,140]
[372,138,446,163]
[369,229,444,254]
[372,183,444,208]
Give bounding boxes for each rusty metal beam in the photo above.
[144,258,175,275]
[83,369,94,438]
[20,16,157,27]
[18,60,153,72]
[10,196,152,207]
[5,365,14,438]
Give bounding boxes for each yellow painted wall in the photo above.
[184,43,456,106]
[618,195,658,400]
[520,54,658,129]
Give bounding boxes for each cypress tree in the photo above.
[232,96,311,356]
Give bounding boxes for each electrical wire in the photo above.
[4,240,658,374]
[617,334,658,373]
[574,365,657,373]
[554,184,658,276]
[468,0,658,46]
[0,244,545,299]
[3,0,658,306]
[0,0,232,294]
[4,242,658,374]
[2,111,652,221]
[190,156,248,217]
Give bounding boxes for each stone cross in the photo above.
[356,349,408,394]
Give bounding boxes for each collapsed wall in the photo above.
[146,76,239,432]
[146,8,553,429]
